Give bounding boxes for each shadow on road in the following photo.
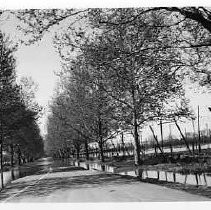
[0,168,137,201]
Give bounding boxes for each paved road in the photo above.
[0,158,210,202]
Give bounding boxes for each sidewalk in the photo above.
[0,165,210,202]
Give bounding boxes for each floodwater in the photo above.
[92,143,211,157]
[76,161,211,187]
[1,153,211,191]
[120,169,211,187]
[142,143,211,155]
[0,157,53,190]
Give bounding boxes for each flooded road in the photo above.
[2,142,211,190]
[1,157,209,202]
[0,157,89,190]
[1,156,211,193]
[76,161,211,187]
[0,157,54,190]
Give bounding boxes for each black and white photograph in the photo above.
[1,0,211,205]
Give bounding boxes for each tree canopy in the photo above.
[0,32,44,161]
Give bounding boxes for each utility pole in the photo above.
[192,119,197,150]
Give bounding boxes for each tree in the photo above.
[45,92,84,159]
[91,8,211,87]
[0,32,20,146]
[81,8,187,165]
[9,8,210,89]
[0,32,23,186]
[12,8,210,164]
[0,32,44,171]
[46,56,119,162]
[164,7,211,34]
[19,76,41,112]
[13,9,88,45]
[46,8,191,165]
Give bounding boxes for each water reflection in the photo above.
[1,157,53,190]
[78,161,211,187]
[173,172,176,183]
[2,157,211,191]
[11,169,15,180]
[0,168,19,189]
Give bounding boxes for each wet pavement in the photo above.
[0,157,210,202]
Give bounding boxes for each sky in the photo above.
[1,4,211,140]
[15,36,61,135]
[0,12,61,135]
[15,38,60,105]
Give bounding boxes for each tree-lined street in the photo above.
[0,157,209,202]
[1,6,211,202]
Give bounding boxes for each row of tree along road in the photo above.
[0,32,44,189]
[37,8,211,165]
[1,8,211,170]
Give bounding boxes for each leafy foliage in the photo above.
[0,32,44,161]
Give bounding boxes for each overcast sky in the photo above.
[0,12,61,135]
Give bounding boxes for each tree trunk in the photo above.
[99,141,104,162]
[154,144,157,156]
[0,122,4,189]
[131,87,141,166]
[84,140,89,160]
[95,148,98,158]
[160,118,164,150]
[149,125,166,160]
[18,146,22,166]
[111,140,117,156]
[133,114,141,165]
[174,119,192,155]
[10,144,14,168]
[192,142,195,153]
[170,144,173,157]
[11,168,15,180]
[121,132,126,157]
[98,118,105,162]
[76,147,80,160]
[0,143,3,189]
[23,157,26,164]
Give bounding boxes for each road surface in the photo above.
[0,157,210,202]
